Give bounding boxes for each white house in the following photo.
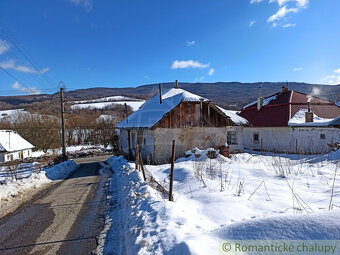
[239,87,340,154]
[0,130,34,163]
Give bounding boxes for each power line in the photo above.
[0,66,38,95]
[0,24,59,90]
[0,39,54,93]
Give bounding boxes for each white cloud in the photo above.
[271,0,309,8]
[11,81,42,94]
[0,59,15,69]
[16,65,50,74]
[186,40,196,47]
[208,68,215,76]
[69,0,92,11]
[0,39,10,55]
[0,59,49,74]
[294,67,303,71]
[283,23,296,28]
[267,6,298,23]
[324,68,340,85]
[249,20,256,27]
[171,60,210,69]
[266,0,308,26]
[250,0,263,3]
[194,76,205,82]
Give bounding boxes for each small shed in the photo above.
[0,130,34,163]
[117,88,240,163]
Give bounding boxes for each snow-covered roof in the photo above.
[216,106,249,125]
[0,130,34,153]
[242,95,277,109]
[117,88,209,128]
[288,109,335,127]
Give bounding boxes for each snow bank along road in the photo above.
[0,156,111,255]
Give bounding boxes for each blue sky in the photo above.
[0,0,339,95]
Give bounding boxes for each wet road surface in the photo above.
[0,156,111,255]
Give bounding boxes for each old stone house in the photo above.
[117,87,247,163]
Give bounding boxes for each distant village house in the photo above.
[239,86,340,154]
[0,130,34,163]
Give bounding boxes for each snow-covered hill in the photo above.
[71,95,145,111]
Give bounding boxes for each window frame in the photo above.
[227,131,238,145]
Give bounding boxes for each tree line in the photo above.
[0,101,133,153]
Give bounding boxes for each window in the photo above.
[320,134,326,139]
[227,131,238,145]
[253,133,259,143]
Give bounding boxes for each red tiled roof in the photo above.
[239,90,340,127]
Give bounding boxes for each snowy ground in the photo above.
[32,144,108,157]
[0,160,78,210]
[98,150,340,255]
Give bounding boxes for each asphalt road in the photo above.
[0,155,112,255]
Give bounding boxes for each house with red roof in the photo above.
[239,86,340,154]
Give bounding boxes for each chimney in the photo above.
[257,97,264,111]
[175,80,178,89]
[305,97,313,123]
[159,83,162,104]
[282,86,288,92]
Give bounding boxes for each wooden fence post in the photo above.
[169,140,176,201]
[139,151,147,182]
[135,144,139,170]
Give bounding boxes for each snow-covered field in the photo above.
[0,109,26,119]
[32,144,107,157]
[74,95,138,104]
[99,150,340,254]
[71,100,145,111]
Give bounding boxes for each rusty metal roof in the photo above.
[239,90,340,127]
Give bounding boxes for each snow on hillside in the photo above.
[99,150,340,254]
[74,95,138,104]
[71,101,145,111]
[0,109,25,119]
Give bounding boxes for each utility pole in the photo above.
[60,87,66,159]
